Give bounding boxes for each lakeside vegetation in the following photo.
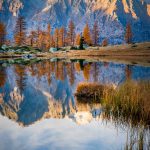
[76,80,150,126]
[0,16,150,67]
[75,82,113,103]
[0,42,150,67]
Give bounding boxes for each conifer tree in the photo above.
[0,67,6,87]
[102,38,108,47]
[38,30,43,49]
[79,36,84,50]
[51,35,55,48]
[14,16,26,46]
[28,31,36,47]
[92,21,99,46]
[125,24,132,44]
[75,34,81,46]
[59,27,65,47]
[83,23,92,45]
[36,27,41,48]
[38,31,47,50]
[45,23,51,49]
[68,20,75,46]
[0,22,6,46]
[54,28,59,49]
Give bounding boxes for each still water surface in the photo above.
[0,59,150,150]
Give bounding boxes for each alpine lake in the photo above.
[0,58,150,150]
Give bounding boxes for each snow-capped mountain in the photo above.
[0,0,150,43]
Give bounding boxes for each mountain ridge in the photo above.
[0,0,150,44]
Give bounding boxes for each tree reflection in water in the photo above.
[0,59,149,149]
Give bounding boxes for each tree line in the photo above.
[0,16,132,50]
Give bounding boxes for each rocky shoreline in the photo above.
[0,42,150,66]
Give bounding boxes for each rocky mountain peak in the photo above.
[0,0,150,43]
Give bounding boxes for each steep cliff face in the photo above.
[0,0,150,43]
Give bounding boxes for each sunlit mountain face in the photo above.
[0,0,150,43]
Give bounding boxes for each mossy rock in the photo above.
[2,63,8,67]
[8,60,15,64]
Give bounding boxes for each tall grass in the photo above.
[102,80,150,125]
[123,127,150,150]
[76,80,150,125]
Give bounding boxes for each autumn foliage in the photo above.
[92,21,99,46]
[83,23,92,45]
[68,20,75,46]
[14,16,26,46]
[0,22,6,46]
[75,34,81,46]
[102,39,108,47]
[125,24,132,44]
[0,17,135,50]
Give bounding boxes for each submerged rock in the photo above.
[2,63,8,67]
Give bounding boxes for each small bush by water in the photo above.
[75,82,113,103]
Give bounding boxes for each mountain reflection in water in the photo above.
[0,60,150,125]
[0,59,150,150]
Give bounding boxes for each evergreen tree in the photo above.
[0,22,6,46]
[68,20,75,46]
[14,16,26,46]
[83,23,92,45]
[125,24,132,44]
[92,21,99,46]
[79,36,84,50]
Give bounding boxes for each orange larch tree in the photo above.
[28,30,37,47]
[38,31,47,50]
[54,28,59,48]
[0,22,6,46]
[14,16,26,46]
[102,38,108,47]
[83,23,92,45]
[45,23,51,50]
[36,27,41,48]
[92,21,99,46]
[51,35,55,48]
[75,34,81,46]
[59,27,65,47]
[125,23,132,44]
[68,20,75,46]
